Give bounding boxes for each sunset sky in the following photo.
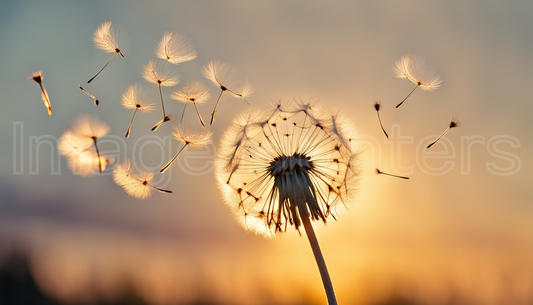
[1,1,532,304]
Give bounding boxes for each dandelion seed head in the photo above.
[449,118,459,128]
[373,101,381,111]
[171,124,212,148]
[142,60,180,87]
[170,81,210,104]
[155,32,197,65]
[93,21,126,55]
[30,71,43,84]
[121,84,154,112]
[71,115,110,139]
[216,98,359,237]
[394,55,442,91]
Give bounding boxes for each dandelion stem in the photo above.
[376,111,388,138]
[39,84,52,115]
[376,168,409,179]
[148,183,173,193]
[192,102,205,128]
[427,127,450,149]
[125,108,138,138]
[88,52,117,83]
[160,144,188,173]
[396,84,419,108]
[158,83,166,118]
[92,137,102,173]
[180,103,187,123]
[210,90,224,125]
[298,203,337,305]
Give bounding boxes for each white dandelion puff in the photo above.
[88,21,126,83]
[215,98,359,305]
[155,31,197,65]
[394,55,442,108]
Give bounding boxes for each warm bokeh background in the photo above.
[1,1,532,304]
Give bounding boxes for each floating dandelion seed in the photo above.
[202,61,253,125]
[375,168,409,179]
[216,98,359,305]
[373,101,388,138]
[121,84,154,138]
[113,159,172,199]
[29,71,52,115]
[160,124,212,173]
[155,32,197,65]
[70,116,110,173]
[427,118,459,149]
[171,81,210,127]
[142,60,179,129]
[58,130,113,176]
[394,55,442,108]
[79,86,99,105]
[88,22,126,83]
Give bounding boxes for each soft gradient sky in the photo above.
[1,1,532,304]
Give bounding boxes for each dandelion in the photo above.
[113,159,172,199]
[373,101,388,138]
[29,71,52,115]
[375,168,409,179]
[155,31,197,65]
[88,21,126,83]
[215,98,359,305]
[142,60,179,129]
[121,84,155,138]
[70,116,110,173]
[58,130,112,176]
[202,61,253,125]
[79,86,99,105]
[394,55,442,108]
[171,81,210,127]
[427,118,459,149]
[160,124,212,173]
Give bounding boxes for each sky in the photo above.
[0,1,532,304]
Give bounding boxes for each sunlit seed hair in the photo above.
[142,60,180,87]
[29,71,52,115]
[394,55,442,91]
[155,31,197,65]
[71,115,110,139]
[113,159,172,199]
[171,124,212,148]
[394,55,442,108]
[58,130,112,176]
[202,61,254,125]
[171,81,210,126]
[58,130,93,159]
[171,81,210,104]
[215,98,359,237]
[93,21,126,56]
[160,124,212,173]
[121,84,154,112]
